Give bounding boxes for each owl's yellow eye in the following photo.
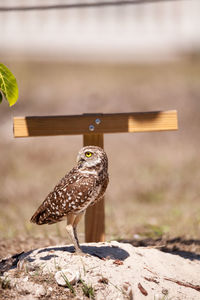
[85,151,92,158]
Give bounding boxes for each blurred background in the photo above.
[0,0,200,251]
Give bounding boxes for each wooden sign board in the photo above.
[14,110,178,137]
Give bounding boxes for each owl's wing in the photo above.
[30,169,97,225]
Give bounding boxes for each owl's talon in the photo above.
[75,250,103,259]
[74,250,89,257]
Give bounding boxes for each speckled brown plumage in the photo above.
[30,146,109,253]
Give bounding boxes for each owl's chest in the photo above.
[88,175,108,205]
[76,175,108,213]
[80,185,102,211]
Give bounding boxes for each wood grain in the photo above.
[13,110,178,137]
[83,134,105,243]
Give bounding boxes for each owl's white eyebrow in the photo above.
[79,169,97,174]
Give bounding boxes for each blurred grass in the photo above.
[0,57,200,243]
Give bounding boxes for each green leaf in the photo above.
[0,63,18,106]
[0,91,2,104]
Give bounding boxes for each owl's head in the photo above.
[77,146,108,173]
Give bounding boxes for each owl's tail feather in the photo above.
[30,207,58,225]
[30,207,49,225]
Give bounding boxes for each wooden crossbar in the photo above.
[13,110,178,137]
[13,110,178,243]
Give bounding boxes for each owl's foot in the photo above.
[74,247,98,258]
[74,249,90,257]
[76,250,104,259]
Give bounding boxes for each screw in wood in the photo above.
[89,124,95,131]
[95,118,101,125]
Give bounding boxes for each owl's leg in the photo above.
[66,214,81,253]
[73,212,84,252]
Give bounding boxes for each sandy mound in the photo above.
[1,241,200,299]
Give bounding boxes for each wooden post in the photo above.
[83,134,105,242]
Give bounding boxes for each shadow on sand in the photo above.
[119,237,200,261]
[36,244,130,261]
[0,243,130,274]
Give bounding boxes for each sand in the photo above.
[1,241,200,299]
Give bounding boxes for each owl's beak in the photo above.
[77,156,85,164]
[77,157,85,169]
[79,158,85,162]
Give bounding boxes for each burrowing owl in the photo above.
[30,146,109,254]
